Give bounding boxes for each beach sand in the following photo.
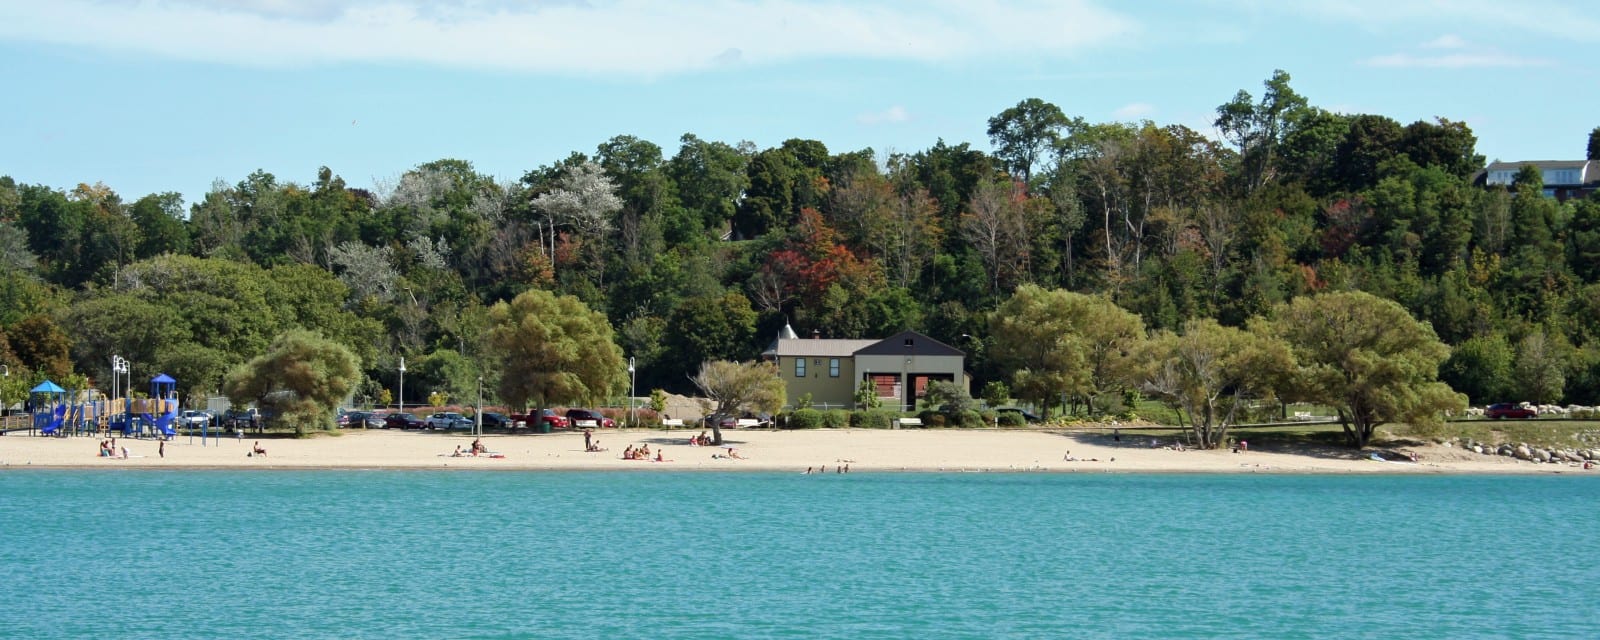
[0,427,1584,474]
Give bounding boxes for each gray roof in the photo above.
[765,339,879,358]
[854,331,964,357]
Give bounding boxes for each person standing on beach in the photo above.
[584,429,593,451]
[159,440,164,459]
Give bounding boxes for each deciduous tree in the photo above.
[1138,318,1291,449]
[1268,291,1464,447]
[487,288,625,409]
[223,330,361,436]
[690,359,785,445]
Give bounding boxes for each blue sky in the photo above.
[2,0,1597,206]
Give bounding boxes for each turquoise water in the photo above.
[1,472,1595,638]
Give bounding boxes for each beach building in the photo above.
[762,324,966,411]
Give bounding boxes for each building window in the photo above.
[829,358,840,377]
[795,358,806,377]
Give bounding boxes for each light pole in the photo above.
[398,357,406,415]
[476,376,484,437]
[627,357,636,428]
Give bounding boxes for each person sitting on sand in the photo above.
[586,439,606,453]
[725,447,744,460]
[654,450,672,462]
[452,445,464,457]
[252,441,267,456]
[623,444,635,459]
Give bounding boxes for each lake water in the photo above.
[0,471,1594,638]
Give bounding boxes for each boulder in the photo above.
[1532,449,1551,463]
[1514,445,1533,460]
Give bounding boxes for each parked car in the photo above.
[424,412,473,430]
[1485,403,1538,419]
[480,412,522,430]
[514,409,570,430]
[179,410,213,429]
[222,408,262,431]
[337,411,383,429]
[994,406,1043,423]
[564,408,616,429]
[714,412,772,429]
[383,412,426,429]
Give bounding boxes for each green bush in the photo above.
[787,409,824,429]
[917,409,945,427]
[996,411,1025,427]
[849,410,895,429]
[956,410,985,429]
[822,409,849,429]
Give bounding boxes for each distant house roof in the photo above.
[855,331,965,357]
[1483,160,1598,186]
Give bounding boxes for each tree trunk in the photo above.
[711,423,724,447]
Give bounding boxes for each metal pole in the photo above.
[398,357,406,416]
[628,357,636,428]
[476,376,483,437]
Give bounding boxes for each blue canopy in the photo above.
[150,373,176,384]
[30,380,65,394]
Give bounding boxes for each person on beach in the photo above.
[654,449,672,462]
[120,446,129,460]
[252,441,267,456]
[583,429,593,451]
[159,440,164,459]
[1240,440,1249,452]
[470,438,485,455]
[726,447,744,460]
[452,445,464,457]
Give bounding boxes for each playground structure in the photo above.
[30,374,181,439]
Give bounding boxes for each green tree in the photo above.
[987,98,1070,184]
[989,285,1145,417]
[222,330,361,436]
[690,359,785,445]
[1214,69,1309,193]
[1439,334,1513,405]
[854,378,882,410]
[487,288,625,409]
[1588,126,1599,161]
[1513,331,1566,404]
[1137,318,1293,449]
[1268,291,1465,448]
[980,380,1010,408]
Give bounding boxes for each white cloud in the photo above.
[0,0,1140,75]
[1363,51,1549,69]
[1420,34,1466,49]
[1214,0,1600,44]
[1112,102,1154,119]
[857,105,909,125]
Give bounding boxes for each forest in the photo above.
[2,69,1600,418]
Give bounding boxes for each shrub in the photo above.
[822,409,849,429]
[956,410,985,429]
[917,409,945,427]
[850,410,895,429]
[788,408,824,429]
[997,411,1025,427]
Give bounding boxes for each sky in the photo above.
[2,0,1597,206]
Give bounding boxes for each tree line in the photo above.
[3,70,1600,431]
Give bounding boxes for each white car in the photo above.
[425,412,473,431]
[180,410,213,428]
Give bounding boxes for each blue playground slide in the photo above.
[143,411,177,437]
[38,405,66,435]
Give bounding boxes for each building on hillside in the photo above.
[761,324,966,411]
[1481,160,1600,202]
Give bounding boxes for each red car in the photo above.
[1485,403,1538,419]
[564,408,616,429]
[512,409,569,430]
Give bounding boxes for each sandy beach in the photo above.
[0,427,1587,474]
